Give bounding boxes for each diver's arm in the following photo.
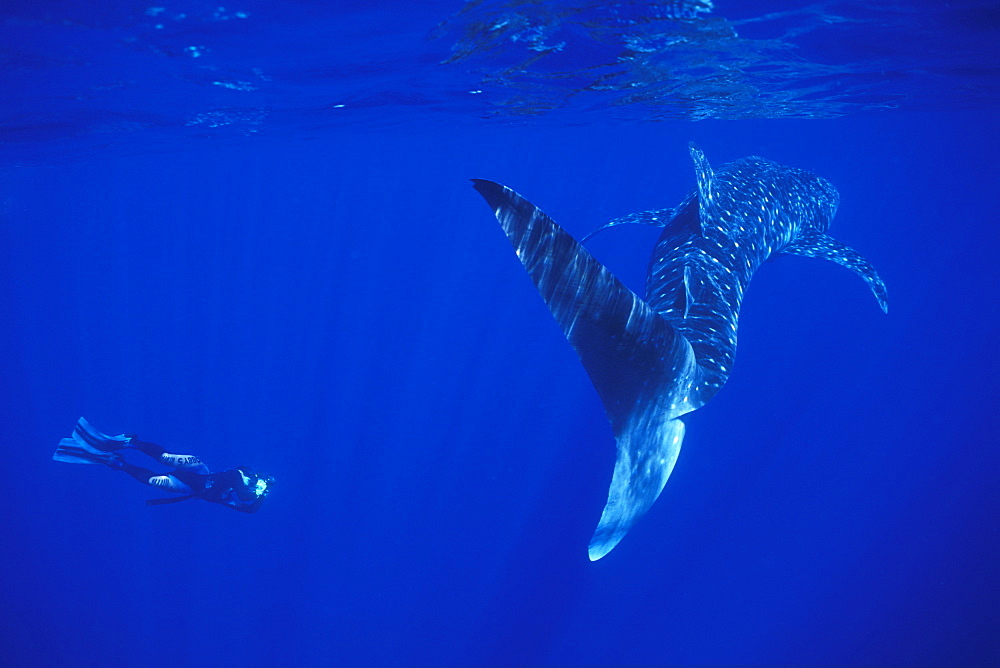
[232,495,266,513]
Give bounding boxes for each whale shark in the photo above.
[473,144,887,560]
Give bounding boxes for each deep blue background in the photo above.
[1,63,998,668]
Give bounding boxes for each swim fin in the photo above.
[71,417,132,452]
[53,440,124,468]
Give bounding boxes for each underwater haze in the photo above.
[2,1,998,666]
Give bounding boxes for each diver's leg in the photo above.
[128,437,204,470]
[118,462,192,494]
[159,453,206,470]
[126,438,165,459]
[67,454,170,489]
[147,474,194,494]
[119,462,158,486]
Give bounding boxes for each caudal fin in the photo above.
[473,179,698,559]
[588,414,685,560]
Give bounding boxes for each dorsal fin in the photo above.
[688,142,715,235]
[783,232,889,313]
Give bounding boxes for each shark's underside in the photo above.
[473,145,887,560]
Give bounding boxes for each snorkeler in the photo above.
[53,417,273,513]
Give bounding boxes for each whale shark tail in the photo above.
[472,179,697,559]
[587,412,686,560]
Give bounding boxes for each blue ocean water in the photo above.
[2,1,998,666]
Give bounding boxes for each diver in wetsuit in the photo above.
[53,417,273,513]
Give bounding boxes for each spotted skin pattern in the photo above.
[647,145,887,404]
[473,144,887,560]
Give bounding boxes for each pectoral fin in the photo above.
[783,232,889,313]
[580,208,676,243]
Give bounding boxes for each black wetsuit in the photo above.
[123,439,265,513]
[170,468,265,513]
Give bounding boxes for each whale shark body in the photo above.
[473,144,887,560]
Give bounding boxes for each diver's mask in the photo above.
[254,474,274,498]
[238,468,274,498]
